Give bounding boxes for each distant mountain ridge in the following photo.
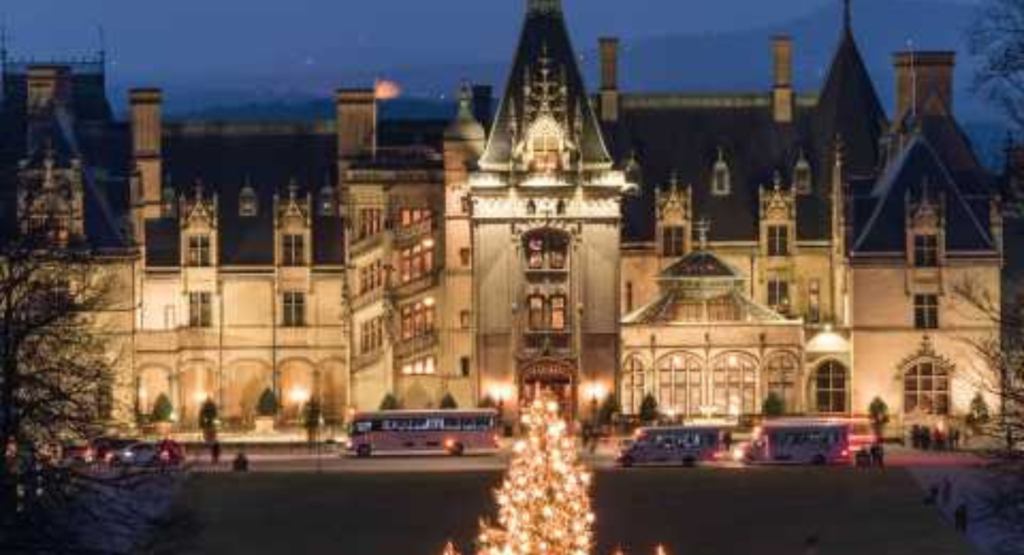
[172,0,988,120]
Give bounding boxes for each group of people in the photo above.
[207,440,249,472]
[909,425,962,451]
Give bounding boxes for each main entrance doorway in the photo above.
[519,360,576,418]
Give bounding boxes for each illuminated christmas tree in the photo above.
[478,399,595,555]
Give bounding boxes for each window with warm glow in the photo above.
[815,361,847,413]
[360,317,385,354]
[904,360,950,415]
[400,301,436,340]
[530,123,562,172]
[399,243,435,284]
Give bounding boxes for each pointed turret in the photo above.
[479,0,612,173]
[814,0,888,178]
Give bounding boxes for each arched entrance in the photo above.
[519,360,576,417]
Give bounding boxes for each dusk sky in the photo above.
[1,0,980,79]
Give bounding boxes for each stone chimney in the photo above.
[26,65,72,116]
[599,37,620,123]
[772,36,794,124]
[336,88,377,161]
[894,51,955,119]
[130,88,164,225]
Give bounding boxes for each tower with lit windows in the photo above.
[469,0,635,420]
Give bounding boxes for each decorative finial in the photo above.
[696,218,711,251]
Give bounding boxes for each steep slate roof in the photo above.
[851,133,994,254]
[606,97,821,243]
[153,123,345,267]
[811,24,888,181]
[0,61,130,252]
[606,13,890,246]
[479,0,611,169]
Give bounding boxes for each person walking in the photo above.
[954,503,969,533]
[211,440,222,465]
[870,442,885,467]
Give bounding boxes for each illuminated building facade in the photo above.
[0,0,1008,429]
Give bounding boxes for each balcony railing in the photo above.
[394,331,438,360]
[393,220,434,246]
[350,233,385,258]
[521,330,573,355]
[393,272,438,298]
[351,287,385,311]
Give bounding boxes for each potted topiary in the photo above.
[965,392,990,447]
[199,398,219,443]
[762,392,785,419]
[440,392,459,410]
[868,397,890,442]
[379,393,402,411]
[255,388,278,434]
[151,393,174,437]
[639,393,659,425]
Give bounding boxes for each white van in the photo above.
[617,426,730,467]
[744,420,852,466]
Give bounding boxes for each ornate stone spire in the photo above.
[528,0,562,15]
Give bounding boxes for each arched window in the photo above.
[239,185,258,217]
[657,353,703,417]
[711,353,757,416]
[904,360,950,415]
[766,353,799,413]
[623,357,646,414]
[815,361,847,413]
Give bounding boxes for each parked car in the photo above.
[62,441,96,465]
[91,437,141,465]
[111,442,161,467]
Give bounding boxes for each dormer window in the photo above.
[161,187,176,219]
[914,234,938,267]
[527,116,563,173]
[319,186,336,217]
[794,154,812,195]
[239,185,258,217]
[712,148,731,196]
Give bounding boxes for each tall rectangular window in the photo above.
[359,208,383,239]
[914,294,939,329]
[767,225,790,257]
[400,301,436,340]
[283,292,306,327]
[187,235,211,267]
[188,292,212,328]
[662,226,686,257]
[914,235,939,268]
[768,279,790,310]
[400,244,435,284]
[282,234,305,266]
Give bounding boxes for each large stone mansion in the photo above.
[0,0,1015,430]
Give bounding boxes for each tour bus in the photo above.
[743,419,853,466]
[347,409,500,458]
[617,426,732,467]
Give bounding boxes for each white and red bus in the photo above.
[743,419,854,466]
[347,409,499,457]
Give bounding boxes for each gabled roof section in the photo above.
[661,249,742,279]
[852,134,994,254]
[479,0,611,170]
[813,24,887,179]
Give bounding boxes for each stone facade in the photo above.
[0,0,1009,432]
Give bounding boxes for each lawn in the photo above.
[147,468,978,555]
